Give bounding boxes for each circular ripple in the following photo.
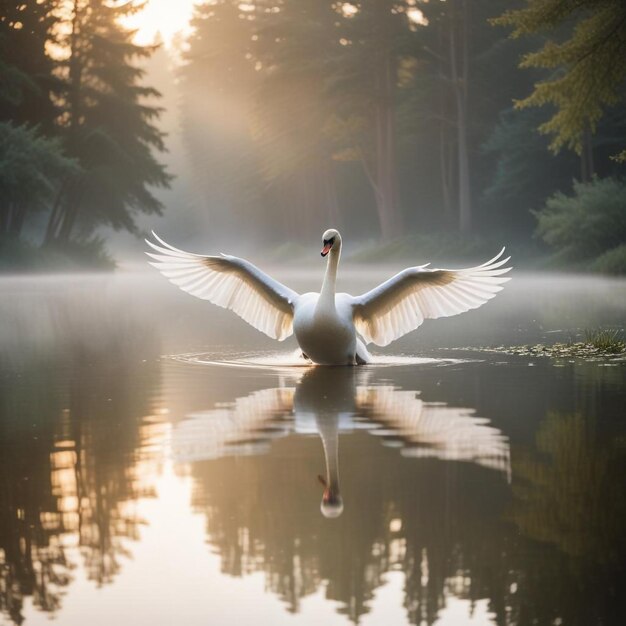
[167,349,467,371]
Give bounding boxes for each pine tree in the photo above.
[0,3,75,241]
[492,0,626,165]
[0,1,61,132]
[46,0,170,244]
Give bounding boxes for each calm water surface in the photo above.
[0,268,624,625]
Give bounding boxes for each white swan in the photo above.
[146,229,511,365]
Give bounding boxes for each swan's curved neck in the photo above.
[319,240,341,307]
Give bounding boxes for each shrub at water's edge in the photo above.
[591,244,626,276]
[584,329,626,354]
[534,178,626,275]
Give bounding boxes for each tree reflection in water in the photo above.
[0,304,160,624]
[1,311,624,625]
[507,411,626,626]
[173,367,511,622]
[171,363,626,624]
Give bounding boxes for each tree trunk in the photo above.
[439,122,453,225]
[437,24,454,226]
[44,180,70,244]
[56,197,81,243]
[47,0,85,245]
[322,158,340,228]
[372,0,401,240]
[292,155,339,238]
[450,0,471,233]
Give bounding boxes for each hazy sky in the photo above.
[123,0,197,46]
[122,1,427,47]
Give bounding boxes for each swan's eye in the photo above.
[323,237,335,246]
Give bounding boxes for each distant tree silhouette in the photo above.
[44,0,170,244]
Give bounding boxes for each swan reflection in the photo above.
[172,367,510,517]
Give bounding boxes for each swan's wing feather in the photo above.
[146,232,298,341]
[352,248,512,346]
[356,386,510,474]
[172,387,295,462]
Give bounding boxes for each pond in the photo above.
[0,268,624,626]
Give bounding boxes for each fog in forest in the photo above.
[2,1,625,271]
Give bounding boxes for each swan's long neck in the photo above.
[319,241,341,308]
[319,416,340,492]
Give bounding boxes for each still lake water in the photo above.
[0,267,625,626]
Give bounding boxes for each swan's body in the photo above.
[146,228,511,365]
[293,293,370,365]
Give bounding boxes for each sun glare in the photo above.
[122,0,197,47]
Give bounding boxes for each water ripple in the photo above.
[167,349,468,370]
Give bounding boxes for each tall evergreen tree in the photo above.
[0,1,61,132]
[46,0,170,244]
[492,0,626,168]
[0,3,75,243]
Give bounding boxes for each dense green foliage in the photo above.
[0,0,61,132]
[492,0,626,160]
[535,177,626,267]
[591,244,626,276]
[0,0,168,270]
[0,122,78,233]
[46,0,170,244]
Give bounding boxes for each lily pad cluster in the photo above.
[479,341,625,361]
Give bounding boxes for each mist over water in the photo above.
[0,269,624,625]
[2,0,626,623]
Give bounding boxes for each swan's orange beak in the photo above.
[321,243,332,257]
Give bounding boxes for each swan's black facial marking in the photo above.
[321,236,335,257]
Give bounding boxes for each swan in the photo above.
[145,229,511,365]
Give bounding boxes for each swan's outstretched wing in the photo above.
[146,232,298,341]
[352,248,512,346]
[356,386,510,475]
[172,388,295,462]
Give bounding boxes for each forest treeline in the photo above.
[0,0,169,269]
[1,0,626,272]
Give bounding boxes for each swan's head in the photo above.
[318,474,344,518]
[321,489,344,518]
[321,228,341,257]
